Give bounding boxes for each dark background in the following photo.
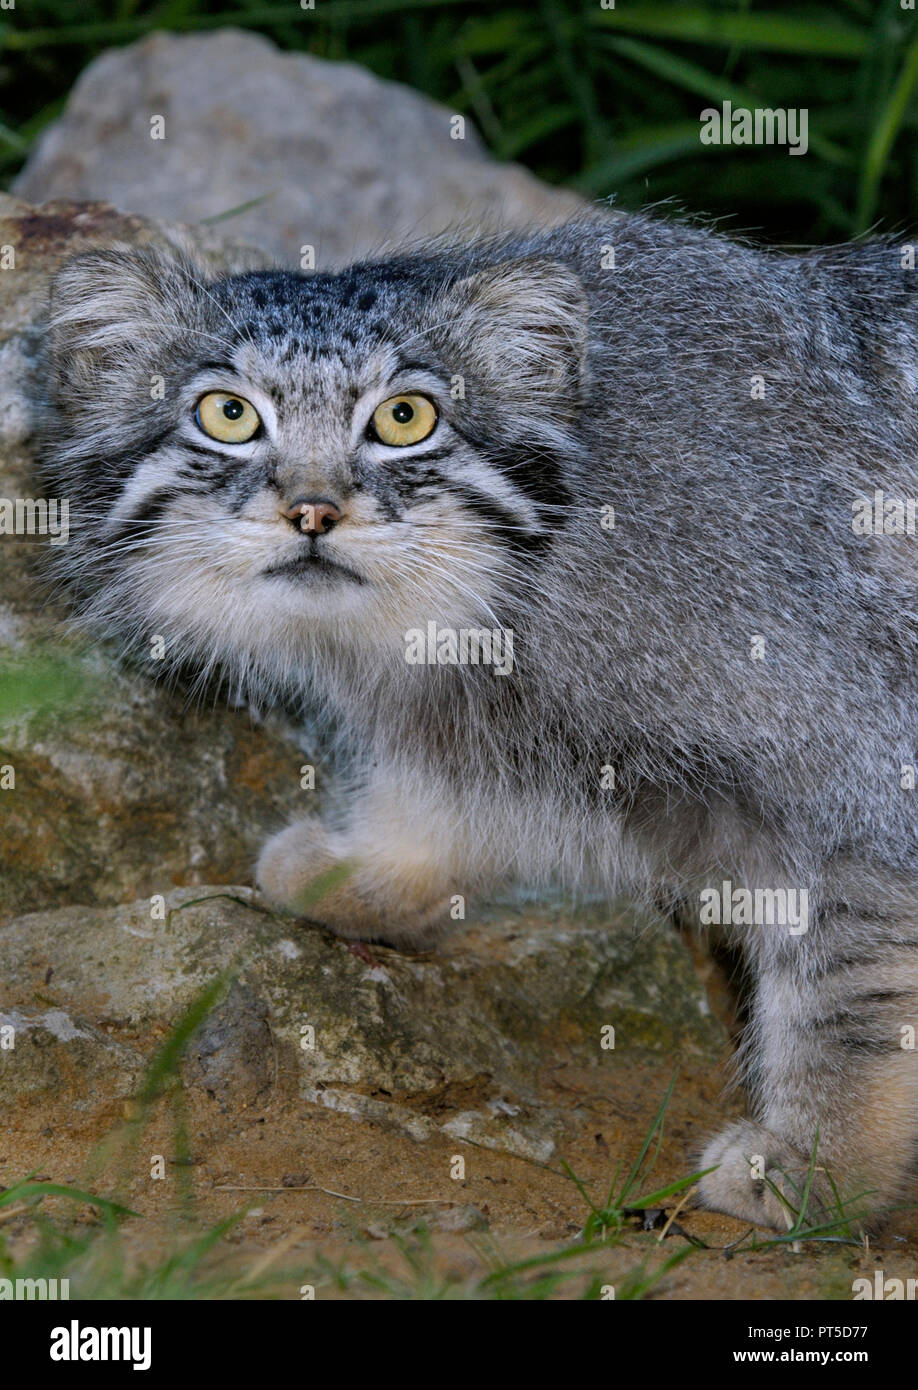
[0,0,915,247]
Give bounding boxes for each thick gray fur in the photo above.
[40,207,918,1228]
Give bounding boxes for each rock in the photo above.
[12,29,584,270]
[430,1204,489,1234]
[0,195,306,925]
[0,888,727,1160]
[186,982,274,1112]
[0,1006,143,1107]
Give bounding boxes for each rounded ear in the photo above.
[47,244,211,400]
[444,256,589,413]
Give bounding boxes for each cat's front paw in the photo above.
[255,818,454,950]
[256,816,340,911]
[696,1120,834,1230]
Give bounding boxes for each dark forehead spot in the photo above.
[357,290,377,312]
[336,278,357,307]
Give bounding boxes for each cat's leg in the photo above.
[697,883,918,1230]
[256,777,491,949]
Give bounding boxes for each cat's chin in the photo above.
[254,568,375,625]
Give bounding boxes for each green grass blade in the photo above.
[626,1166,717,1210]
[200,192,277,224]
[0,1180,137,1219]
[591,8,868,59]
[855,32,918,231]
[139,984,228,1103]
[557,1158,603,1215]
[614,1244,695,1298]
[602,35,849,167]
[615,1069,677,1208]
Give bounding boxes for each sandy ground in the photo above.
[4,1042,916,1301]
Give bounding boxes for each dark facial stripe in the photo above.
[836,1037,901,1055]
[391,446,456,469]
[441,481,550,556]
[449,415,573,516]
[107,486,205,544]
[178,442,230,472]
[75,432,176,507]
[818,902,899,924]
[809,953,882,979]
[486,444,574,514]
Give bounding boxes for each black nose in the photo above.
[283,496,343,536]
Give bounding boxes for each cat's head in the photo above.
[42,242,588,693]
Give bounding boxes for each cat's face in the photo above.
[43,245,587,687]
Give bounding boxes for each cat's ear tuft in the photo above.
[445,256,589,414]
[47,244,210,398]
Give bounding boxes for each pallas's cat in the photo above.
[42,212,918,1228]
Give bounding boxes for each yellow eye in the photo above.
[195,392,261,444]
[371,394,437,447]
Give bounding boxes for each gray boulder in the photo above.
[12,29,584,269]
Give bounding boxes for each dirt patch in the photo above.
[4,1043,915,1300]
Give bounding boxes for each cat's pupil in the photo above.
[392,402,414,424]
[222,399,244,421]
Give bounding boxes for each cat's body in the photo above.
[42,210,918,1229]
